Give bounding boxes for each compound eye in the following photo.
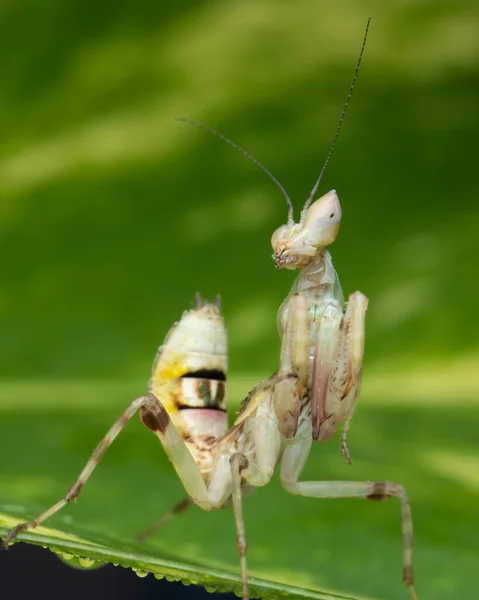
[301,190,342,249]
[303,190,342,230]
[271,224,289,250]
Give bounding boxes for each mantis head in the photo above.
[271,189,342,269]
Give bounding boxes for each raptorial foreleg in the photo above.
[311,291,368,459]
[311,302,343,440]
[274,293,310,438]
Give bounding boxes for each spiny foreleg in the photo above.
[311,302,343,440]
[311,291,368,460]
[274,293,310,438]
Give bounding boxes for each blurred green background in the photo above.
[0,1,478,599]
[1,0,478,379]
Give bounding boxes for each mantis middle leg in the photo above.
[280,433,417,600]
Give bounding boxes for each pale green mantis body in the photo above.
[2,193,417,600]
[2,18,418,600]
[269,189,416,600]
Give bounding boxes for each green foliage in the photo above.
[0,0,478,378]
[0,1,478,599]
[1,380,478,599]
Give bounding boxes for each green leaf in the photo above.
[1,377,477,599]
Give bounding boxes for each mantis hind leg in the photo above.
[2,393,158,548]
[2,390,232,549]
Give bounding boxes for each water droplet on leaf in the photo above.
[78,557,96,568]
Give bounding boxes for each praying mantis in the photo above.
[2,18,419,600]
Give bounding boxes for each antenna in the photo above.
[302,18,371,217]
[176,117,294,223]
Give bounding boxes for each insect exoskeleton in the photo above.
[271,189,342,269]
[145,296,228,475]
[271,184,367,446]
